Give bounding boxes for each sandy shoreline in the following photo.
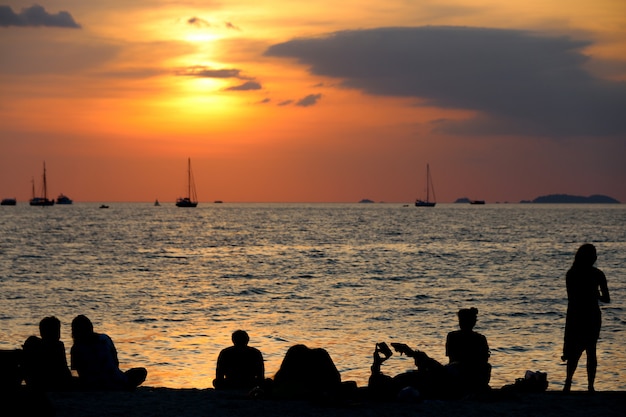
[4,387,623,417]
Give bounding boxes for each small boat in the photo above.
[99,204,109,209]
[56,194,73,204]
[1,198,17,206]
[30,162,55,206]
[470,200,485,205]
[176,158,198,207]
[154,199,160,206]
[415,163,436,207]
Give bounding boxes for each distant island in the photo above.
[521,194,620,204]
[358,199,375,203]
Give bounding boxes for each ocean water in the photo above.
[1,203,624,391]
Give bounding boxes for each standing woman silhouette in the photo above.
[562,244,610,392]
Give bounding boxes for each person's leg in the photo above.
[125,367,148,389]
[564,350,583,392]
[586,344,598,392]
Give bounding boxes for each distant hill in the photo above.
[521,194,620,204]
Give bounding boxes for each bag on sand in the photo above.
[514,370,548,392]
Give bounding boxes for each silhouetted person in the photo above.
[369,308,491,400]
[213,330,265,390]
[22,316,74,391]
[368,342,447,401]
[562,244,610,392]
[272,344,343,400]
[70,315,147,391]
[445,307,491,391]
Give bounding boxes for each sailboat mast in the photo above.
[42,162,48,200]
[187,158,191,199]
[425,164,430,202]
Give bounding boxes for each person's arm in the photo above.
[215,351,225,381]
[598,270,610,303]
[255,350,265,380]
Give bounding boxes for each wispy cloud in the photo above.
[186,16,241,31]
[266,26,626,138]
[177,66,262,91]
[187,17,210,27]
[177,67,246,79]
[226,81,262,91]
[0,5,81,28]
[296,94,322,107]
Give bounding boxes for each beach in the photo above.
[4,387,622,417]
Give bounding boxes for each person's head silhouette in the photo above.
[574,243,597,267]
[39,316,61,341]
[457,308,478,331]
[232,330,250,347]
[71,315,95,343]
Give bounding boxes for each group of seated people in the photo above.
[21,315,147,392]
[214,307,491,401]
[19,307,490,401]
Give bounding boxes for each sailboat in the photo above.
[176,158,198,207]
[30,162,55,206]
[415,163,436,207]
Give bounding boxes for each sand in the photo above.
[4,387,623,417]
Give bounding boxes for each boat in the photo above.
[154,199,160,206]
[176,158,198,207]
[56,194,73,204]
[1,198,17,206]
[470,200,485,205]
[29,162,55,206]
[99,204,109,209]
[415,163,436,207]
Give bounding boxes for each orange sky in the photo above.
[1,0,625,203]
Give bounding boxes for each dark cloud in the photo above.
[0,4,81,28]
[186,17,240,30]
[178,67,245,79]
[177,66,262,91]
[278,100,293,106]
[226,81,262,91]
[225,22,241,31]
[187,17,210,27]
[296,94,322,107]
[265,26,626,138]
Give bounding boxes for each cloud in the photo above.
[187,17,210,27]
[225,22,241,31]
[178,67,245,79]
[177,66,262,91]
[265,26,626,138]
[186,17,240,30]
[226,81,262,91]
[296,94,322,107]
[0,4,81,28]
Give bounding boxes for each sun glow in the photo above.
[183,31,222,44]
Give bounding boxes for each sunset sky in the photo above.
[1,1,625,203]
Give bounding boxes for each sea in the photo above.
[1,203,624,391]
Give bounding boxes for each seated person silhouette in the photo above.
[213,330,265,390]
[22,316,74,391]
[369,341,449,400]
[368,307,491,400]
[445,307,491,392]
[272,344,344,400]
[70,315,147,391]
